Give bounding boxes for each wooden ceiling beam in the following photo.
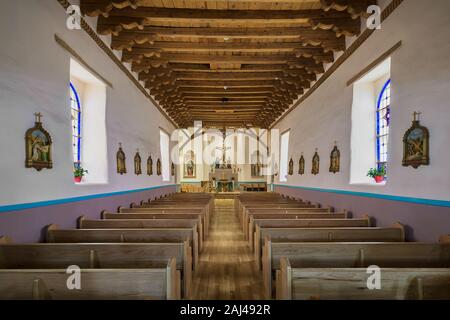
[170,63,286,73]
[173,72,283,81]
[179,88,274,94]
[177,80,276,88]
[182,94,270,99]
[82,0,374,20]
[128,53,320,65]
[185,100,267,105]
[109,27,346,52]
[123,42,335,60]
[186,103,264,108]
[96,7,360,37]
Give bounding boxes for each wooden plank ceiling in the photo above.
[81,0,376,128]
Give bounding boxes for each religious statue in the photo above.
[116,143,127,175]
[329,143,340,174]
[402,112,430,169]
[251,151,263,177]
[25,113,53,171]
[171,162,175,177]
[312,149,320,175]
[156,158,162,176]
[298,154,305,175]
[288,157,294,175]
[147,156,153,176]
[134,149,142,175]
[183,151,196,178]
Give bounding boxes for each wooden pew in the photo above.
[254,224,406,270]
[0,242,192,298]
[277,258,450,300]
[239,202,317,223]
[263,241,450,299]
[249,217,371,250]
[0,236,11,244]
[243,209,344,240]
[440,235,450,243]
[0,258,180,300]
[46,225,200,270]
[80,216,203,251]
[241,207,331,235]
[104,211,207,240]
[120,207,210,237]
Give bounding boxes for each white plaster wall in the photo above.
[273,0,450,201]
[0,0,176,206]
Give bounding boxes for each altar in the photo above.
[209,168,238,192]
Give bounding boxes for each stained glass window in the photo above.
[70,83,81,168]
[376,79,391,170]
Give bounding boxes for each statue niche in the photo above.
[329,143,340,174]
[298,154,305,175]
[288,157,294,176]
[183,151,196,178]
[311,149,320,175]
[116,143,127,175]
[134,150,142,175]
[156,158,162,176]
[147,156,153,176]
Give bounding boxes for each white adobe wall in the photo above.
[273,0,450,201]
[0,0,176,206]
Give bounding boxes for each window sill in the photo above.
[74,182,108,186]
[350,182,386,187]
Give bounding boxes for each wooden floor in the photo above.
[190,199,264,300]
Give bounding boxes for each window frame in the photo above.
[159,129,171,182]
[376,79,391,170]
[279,130,290,182]
[70,82,82,167]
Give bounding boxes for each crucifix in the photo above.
[34,112,43,123]
[216,132,231,166]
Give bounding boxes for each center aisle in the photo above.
[190,198,264,300]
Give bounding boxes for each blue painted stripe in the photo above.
[0,185,177,213]
[274,184,450,208]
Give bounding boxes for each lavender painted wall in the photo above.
[0,185,176,243]
[275,185,450,243]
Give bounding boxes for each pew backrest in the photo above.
[254,224,406,270]
[277,258,450,300]
[45,225,199,270]
[262,241,450,299]
[0,258,180,300]
[0,242,192,298]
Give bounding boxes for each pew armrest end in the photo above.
[0,236,12,244]
[439,235,450,244]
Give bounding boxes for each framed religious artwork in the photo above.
[147,156,153,176]
[402,112,430,169]
[156,158,162,176]
[183,151,196,178]
[298,154,305,175]
[329,143,340,174]
[134,150,142,175]
[116,143,127,175]
[288,157,294,175]
[25,113,53,171]
[311,149,320,175]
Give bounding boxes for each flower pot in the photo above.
[374,176,385,183]
[74,176,82,183]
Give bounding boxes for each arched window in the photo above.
[70,82,81,167]
[376,79,391,169]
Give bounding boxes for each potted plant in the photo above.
[74,167,88,183]
[367,167,386,183]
